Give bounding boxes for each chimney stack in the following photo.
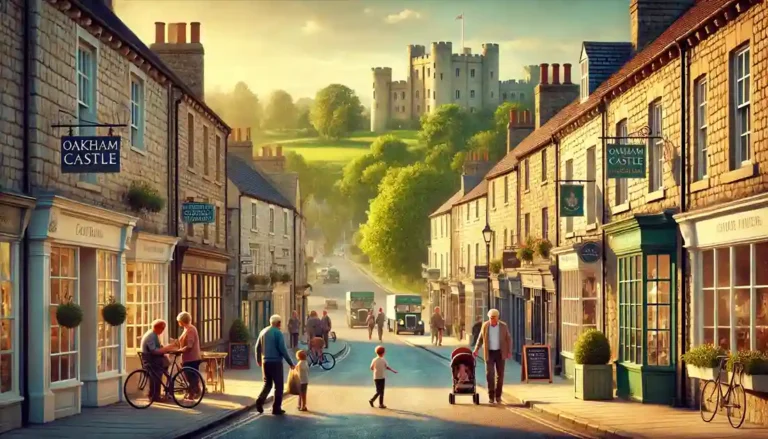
[551,63,560,85]
[150,22,205,100]
[563,63,572,84]
[507,109,535,153]
[630,0,695,52]
[539,63,549,85]
[534,61,579,129]
[155,22,165,44]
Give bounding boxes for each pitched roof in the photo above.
[486,0,731,178]
[582,42,633,94]
[264,172,299,207]
[429,190,462,218]
[227,155,295,210]
[456,179,488,205]
[77,0,229,130]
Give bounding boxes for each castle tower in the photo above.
[431,42,453,110]
[481,43,499,110]
[151,22,205,100]
[371,67,392,132]
[407,45,425,119]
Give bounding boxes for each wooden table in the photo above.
[201,351,228,393]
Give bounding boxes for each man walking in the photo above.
[472,309,512,404]
[288,311,300,349]
[375,307,386,342]
[430,307,445,346]
[255,315,295,415]
[321,310,332,349]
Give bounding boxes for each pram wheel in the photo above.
[449,394,455,405]
[473,393,480,405]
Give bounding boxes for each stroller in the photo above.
[449,347,480,405]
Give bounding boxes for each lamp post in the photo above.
[482,223,493,321]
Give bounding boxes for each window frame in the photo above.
[731,44,751,167]
[455,90,460,100]
[541,150,547,182]
[203,125,210,177]
[187,113,196,169]
[648,100,664,192]
[470,90,475,99]
[50,246,79,385]
[125,261,166,353]
[560,270,600,354]
[96,251,119,374]
[615,119,629,205]
[0,242,19,398]
[541,207,549,240]
[694,77,708,180]
[580,59,589,101]
[524,159,530,190]
[503,175,509,204]
[129,74,145,150]
[283,209,289,236]
[250,201,259,231]
[76,34,98,184]
[269,207,275,234]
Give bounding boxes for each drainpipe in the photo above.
[238,194,243,320]
[292,210,298,317]
[552,136,561,372]
[599,98,608,336]
[676,40,689,408]
[172,89,183,332]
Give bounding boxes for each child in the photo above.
[296,350,309,411]
[369,345,397,409]
[456,364,470,383]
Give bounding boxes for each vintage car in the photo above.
[325,299,338,310]
[324,268,340,284]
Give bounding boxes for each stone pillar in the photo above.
[27,240,55,424]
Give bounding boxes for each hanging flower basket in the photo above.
[536,239,553,259]
[56,297,83,329]
[102,296,127,326]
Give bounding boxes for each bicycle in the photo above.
[124,351,206,409]
[307,349,336,370]
[700,355,746,428]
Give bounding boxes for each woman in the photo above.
[366,309,375,340]
[176,311,202,399]
[306,311,323,358]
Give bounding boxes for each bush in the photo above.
[280,272,292,283]
[126,181,165,213]
[269,271,280,284]
[728,350,768,375]
[489,259,502,274]
[681,344,726,368]
[536,239,553,259]
[229,319,250,343]
[516,237,536,262]
[573,329,611,365]
[101,296,127,326]
[56,299,84,329]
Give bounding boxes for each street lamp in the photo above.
[482,223,493,320]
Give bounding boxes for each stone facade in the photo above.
[0,0,25,194]
[487,171,518,257]
[429,212,451,277]
[517,144,557,245]
[238,195,295,276]
[453,196,488,280]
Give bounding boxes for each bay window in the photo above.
[50,246,78,383]
[96,251,119,373]
[0,243,14,394]
[126,262,165,351]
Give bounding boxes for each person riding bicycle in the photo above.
[140,320,178,402]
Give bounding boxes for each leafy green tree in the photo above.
[264,90,298,130]
[206,82,262,131]
[494,101,526,132]
[418,104,473,150]
[370,134,412,164]
[467,129,505,162]
[310,84,364,139]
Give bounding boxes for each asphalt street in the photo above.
[195,256,589,439]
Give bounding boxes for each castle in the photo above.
[371,42,539,132]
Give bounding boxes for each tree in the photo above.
[467,129,505,162]
[264,90,298,130]
[310,84,364,139]
[229,82,263,130]
[370,134,412,164]
[493,101,526,132]
[418,104,473,151]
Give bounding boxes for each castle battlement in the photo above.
[372,67,393,74]
[453,53,484,60]
[391,80,408,87]
[501,79,520,85]
[431,41,452,50]
[481,43,499,49]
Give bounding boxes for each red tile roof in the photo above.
[429,190,463,217]
[486,0,733,179]
[456,179,488,205]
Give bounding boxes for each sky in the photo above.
[114,0,630,108]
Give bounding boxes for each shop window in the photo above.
[702,242,768,351]
[0,243,14,394]
[180,273,198,339]
[618,255,642,364]
[126,262,164,351]
[50,246,78,383]
[646,254,672,366]
[561,271,598,354]
[97,251,119,373]
[201,275,222,344]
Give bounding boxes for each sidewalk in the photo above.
[4,341,348,439]
[404,334,767,439]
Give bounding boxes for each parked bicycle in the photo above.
[700,355,746,428]
[124,351,206,409]
[308,349,336,370]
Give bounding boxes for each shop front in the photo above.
[244,286,272,337]
[27,195,137,423]
[0,192,35,433]
[464,279,488,343]
[449,281,465,341]
[123,232,178,372]
[555,242,602,379]
[518,263,557,356]
[428,279,452,336]
[604,212,677,405]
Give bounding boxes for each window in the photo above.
[126,262,164,351]
[524,213,530,238]
[415,70,419,79]
[491,92,494,98]
[503,229,508,248]
[130,76,144,149]
[561,270,599,353]
[503,93,507,100]
[417,105,421,112]
[520,92,525,100]
[187,274,221,344]
[467,244,471,269]
[455,68,460,77]
[393,92,397,101]
[249,244,261,274]
[96,251,119,373]
[187,113,195,168]
[0,243,16,394]
[440,216,444,237]
[470,90,475,99]
[215,136,222,181]
[648,100,663,191]
[401,92,405,99]
[615,120,629,205]
[251,202,258,230]
[541,208,549,240]
[455,90,460,100]
[470,69,475,78]
[269,207,275,234]
[511,92,516,100]
[282,248,290,258]
[427,68,431,77]
[702,242,768,352]
[580,59,589,101]
[586,146,596,225]
[416,90,420,98]
[694,77,708,180]
[203,126,210,176]
[77,42,97,183]
[466,204,469,220]
[283,210,289,235]
[524,159,530,190]
[475,200,479,219]
[565,159,574,233]
[732,45,751,167]
[618,255,642,364]
[541,150,547,182]
[475,243,479,266]
[491,181,496,208]
[440,73,443,80]
[490,71,494,79]
[50,246,78,383]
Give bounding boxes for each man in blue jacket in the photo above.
[255,314,295,415]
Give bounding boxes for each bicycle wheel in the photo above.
[171,367,206,409]
[726,384,747,428]
[700,380,719,422]
[124,369,154,409]
[320,352,336,370]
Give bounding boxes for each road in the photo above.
[196,256,590,439]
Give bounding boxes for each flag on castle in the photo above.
[456,13,463,20]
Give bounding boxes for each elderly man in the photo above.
[473,309,512,404]
[375,307,386,342]
[321,310,332,348]
[430,307,445,346]
[255,314,295,415]
[288,311,301,349]
[140,319,177,402]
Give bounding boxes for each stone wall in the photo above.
[0,0,25,193]
[518,144,557,244]
[453,197,488,281]
[487,173,517,256]
[430,212,452,277]
[239,195,294,276]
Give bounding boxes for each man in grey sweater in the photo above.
[254,315,295,415]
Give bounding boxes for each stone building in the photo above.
[370,42,538,131]
[426,191,460,335]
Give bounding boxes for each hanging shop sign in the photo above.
[560,184,584,217]
[502,250,521,269]
[474,265,489,279]
[606,144,646,178]
[578,241,601,264]
[60,136,121,173]
[181,202,215,224]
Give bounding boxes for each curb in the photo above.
[402,339,632,439]
[175,341,349,439]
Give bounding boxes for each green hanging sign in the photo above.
[560,184,584,217]
[606,144,646,178]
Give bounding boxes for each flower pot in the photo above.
[734,373,768,393]
[686,364,717,381]
[574,364,613,400]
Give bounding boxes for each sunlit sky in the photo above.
[114,0,630,107]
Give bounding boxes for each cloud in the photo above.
[385,9,421,24]
[301,20,322,35]
[363,7,373,15]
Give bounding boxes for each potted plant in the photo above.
[516,238,535,264]
[728,350,768,392]
[489,259,502,274]
[573,329,613,400]
[229,319,250,343]
[56,295,83,329]
[269,271,280,285]
[682,344,725,381]
[536,238,553,259]
[280,272,292,283]
[102,296,127,326]
[245,274,259,288]
[126,181,165,213]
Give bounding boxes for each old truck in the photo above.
[386,294,425,335]
[346,291,375,328]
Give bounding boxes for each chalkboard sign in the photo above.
[229,343,250,369]
[521,344,553,383]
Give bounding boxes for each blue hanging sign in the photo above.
[60,136,121,173]
[182,202,215,224]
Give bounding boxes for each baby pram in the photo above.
[449,347,479,405]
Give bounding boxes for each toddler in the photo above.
[296,350,309,411]
[369,345,397,409]
[456,364,470,383]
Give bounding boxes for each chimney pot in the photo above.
[524,109,531,124]
[276,146,283,157]
[484,150,489,161]
[552,63,560,85]
[190,22,201,44]
[262,146,268,157]
[246,127,251,140]
[508,110,516,127]
[154,22,166,44]
[563,63,573,84]
[539,63,549,85]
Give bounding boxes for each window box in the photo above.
[685,364,717,381]
[733,373,768,393]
